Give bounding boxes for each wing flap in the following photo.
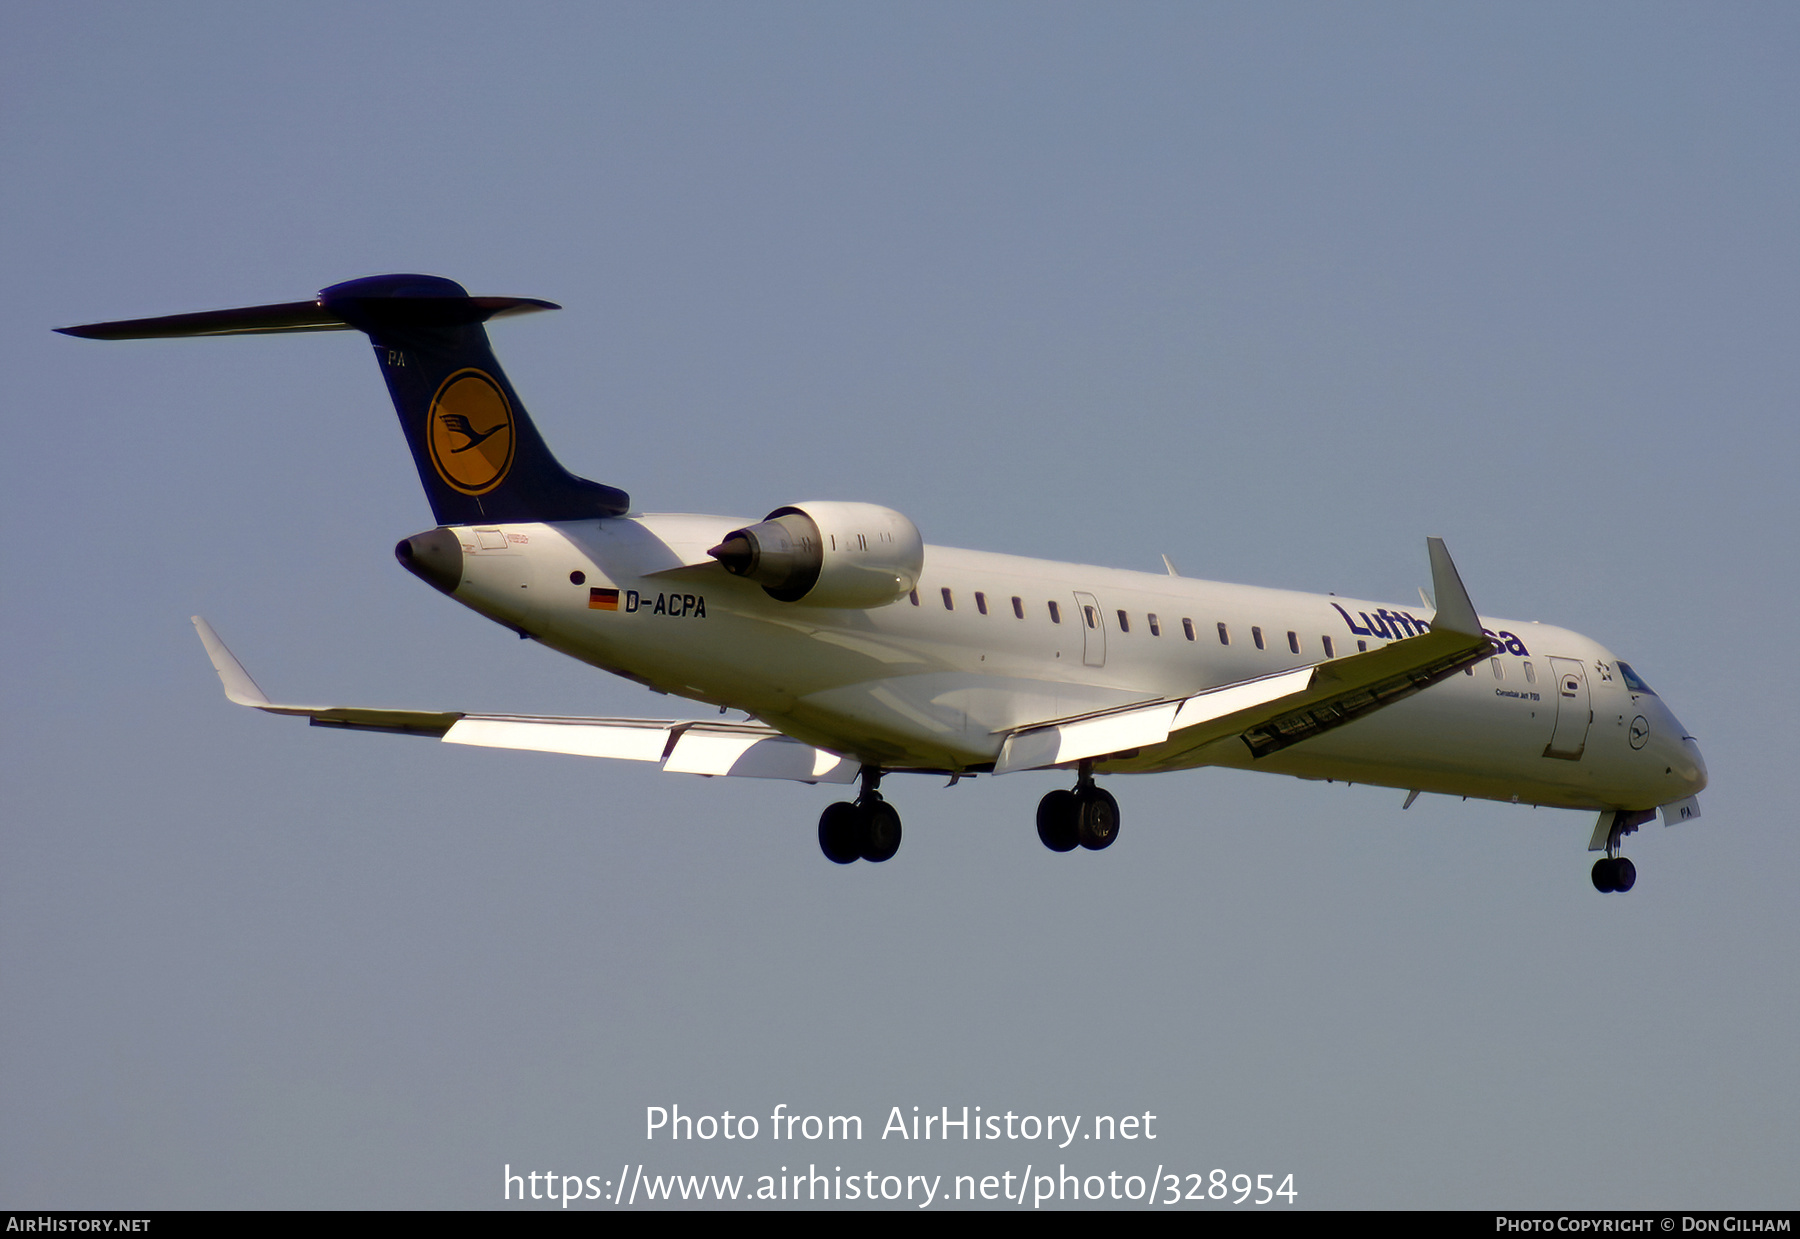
[664,727,859,781]
[995,701,1182,775]
[1170,665,1318,732]
[443,717,672,761]
[309,709,464,738]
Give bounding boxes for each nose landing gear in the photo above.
[817,766,902,864]
[1036,762,1119,853]
[1590,808,1654,893]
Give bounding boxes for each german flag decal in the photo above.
[589,587,620,611]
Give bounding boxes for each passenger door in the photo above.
[1543,656,1591,760]
[1073,591,1106,668]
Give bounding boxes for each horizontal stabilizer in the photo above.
[58,295,557,340]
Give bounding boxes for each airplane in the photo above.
[58,274,1708,891]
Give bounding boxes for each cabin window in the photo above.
[1287,631,1300,654]
[1048,600,1062,624]
[1217,622,1230,646]
[1084,605,1099,629]
[1012,596,1024,619]
[1464,664,1474,675]
[1252,626,1265,650]
[941,587,954,611]
[975,591,989,615]
[1116,610,1130,633]
[1491,658,1503,679]
[1523,661,1535,684]
[1321,635,1334,658]
[1182,618,1195,641]
[1358,640,1368,653]
[1148,613,1161,637]
[909,589,919,606]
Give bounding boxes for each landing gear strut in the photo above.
[1036,762,1120,853]
[818,766,902,864]
[1590,809,1651,893]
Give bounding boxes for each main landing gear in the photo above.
[815,764,1124,863]
[818,767,902,864]
[1035,762,1120,853]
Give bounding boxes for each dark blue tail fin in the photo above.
[58,273,629,525]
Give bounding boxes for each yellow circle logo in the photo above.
[427,369,515,495]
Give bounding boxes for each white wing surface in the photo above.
[191,618,859,784]
[993,537,1495,773]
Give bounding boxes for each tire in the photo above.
[1076,787,1120,851]
[818,802,862,864]
[1591,857,1617,893]
[1612,857,1636,892]
[1036,789,1079,852]
[860,799,903,863]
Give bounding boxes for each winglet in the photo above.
[1425,538,1482,637]
[191,617,272,707]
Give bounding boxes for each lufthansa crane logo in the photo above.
[427,369,515,495]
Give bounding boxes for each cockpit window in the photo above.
[1617,662,1656,695]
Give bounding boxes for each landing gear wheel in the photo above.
[819,802,862,864]
[1612,856,1636,892]
[1036,790,1079,852]
[1076,786,1120,850]
[1591,856,1637,893]
[859,798,902,863]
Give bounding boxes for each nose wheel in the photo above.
[818,767,902,864]
[1591,856,1637,893]
[1036,763,1120,853]
[1590,809,1651,893]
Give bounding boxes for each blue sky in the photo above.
[4,2,1796,1209]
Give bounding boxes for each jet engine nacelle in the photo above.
[709,501,924,608]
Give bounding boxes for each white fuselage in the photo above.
[444,513,1706,813]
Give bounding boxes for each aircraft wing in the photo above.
[191,618,859,784]
[994,537,1495,773]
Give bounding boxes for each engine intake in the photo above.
[708,501,924,608]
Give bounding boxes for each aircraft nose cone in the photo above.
[395,527,464,595]
[1680,736,1708,795]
